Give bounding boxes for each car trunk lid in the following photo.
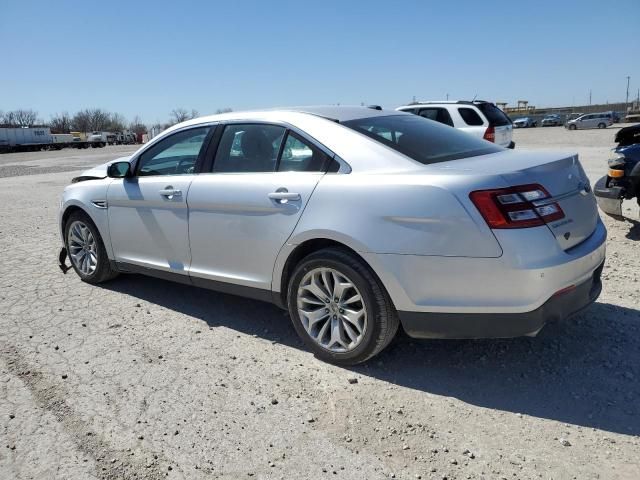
[435,150,598,250]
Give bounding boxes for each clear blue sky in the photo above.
[1,0,639,124]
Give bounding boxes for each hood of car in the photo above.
[71,156,131,183]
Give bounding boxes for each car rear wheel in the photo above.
[65,211,118,284]
[287,248,399,365]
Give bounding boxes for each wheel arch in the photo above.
[60,201,114,260]
[273,236,390,310]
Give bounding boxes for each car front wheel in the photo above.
[65,211,118,284]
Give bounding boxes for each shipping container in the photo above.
[0,127,52,147]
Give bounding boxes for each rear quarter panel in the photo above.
[289,172,504,258]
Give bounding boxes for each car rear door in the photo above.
[454,107,487,140]
[107,125,214,275]
[417,108,454,128]
[187,123,332,294]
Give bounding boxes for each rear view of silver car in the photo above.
[58,107,605,365]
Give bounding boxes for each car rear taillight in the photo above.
[483,125,495,142]
[470,184,565,229]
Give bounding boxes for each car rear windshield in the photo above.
[475,103,511,126]
[342,115,502,165]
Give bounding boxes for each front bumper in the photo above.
[593,175,625,219]
[399,261,603,339]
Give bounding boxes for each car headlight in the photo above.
[607,152,626,168]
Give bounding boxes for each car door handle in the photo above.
[159,187,182,198]
[268,191,300,202]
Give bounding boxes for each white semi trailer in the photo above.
[0,127,92,153]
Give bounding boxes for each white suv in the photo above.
[396,101,515,149]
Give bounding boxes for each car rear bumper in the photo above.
[362,217,606,338]
[593,175,625,219]
[398,262,603,339]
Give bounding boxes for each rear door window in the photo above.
[212,124,285,173]
[475,103,512,126]
[458,108,484,126]
[418,108,454,127]
[277,132,331,172]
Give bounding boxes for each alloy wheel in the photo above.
[296,267,367,353]
[67,221,98,276]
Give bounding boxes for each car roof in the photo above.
[175,106,406,128]
[279,105,405,122]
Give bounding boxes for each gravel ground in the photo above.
[1,129,638,480]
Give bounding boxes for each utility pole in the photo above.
[626,75,631,111]
[446,93,449,101]
[589,89,592,105]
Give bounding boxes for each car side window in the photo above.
[278,132,331,172]
[136,127,211,176]
[213,124,285,173]
[418,108,454,127]
[458,108,484,126]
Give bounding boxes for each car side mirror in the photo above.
[107,161,132,178]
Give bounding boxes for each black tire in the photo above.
[287,247,399,365]
[569,124,577,130]
[598,123,606,129]
[64,210,118,284]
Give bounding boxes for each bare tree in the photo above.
[2,111,16,126]
[129,115,148,135]
[169,108,191,125]
[71,108,113,131]
[71,110,92,132]
[1,109,38,127]
[49,112,72,133]
[88,108,111,131]
[215,107,233,114]
[107,112,127,131]
[16,109,38,126]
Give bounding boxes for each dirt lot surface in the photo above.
[1,129,639,480]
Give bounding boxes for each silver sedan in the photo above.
[58,107,606,364]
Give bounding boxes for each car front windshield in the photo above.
[343,114,502,165]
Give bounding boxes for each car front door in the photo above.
[107,125,214,275]
[187,123,332,296]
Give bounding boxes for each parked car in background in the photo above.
[396,100,514,148]
[566,113,613,130]
[58,106,604,365]
[606,111,621,123]
[594,123,640,219]
[513,117,537,128]
[541,114,563,127]
[624,113,640,123]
